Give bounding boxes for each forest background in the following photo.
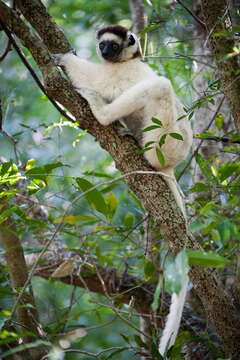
[0,0,240,359]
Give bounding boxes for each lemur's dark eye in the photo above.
[99,43,104,50]
[112,43,119,51]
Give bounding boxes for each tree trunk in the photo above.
[191,1,233,196]
[201,0,240,133]
[0,201,46,359]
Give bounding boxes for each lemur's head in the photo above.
[96,25,141,63]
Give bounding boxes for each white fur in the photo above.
[59,50,192,213]
[57,28,192,355]
[99,33,122,43]
[159,277,188,356]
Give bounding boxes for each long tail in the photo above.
[158,169,188,356]
[158,276,188,356]
[161,168,186,219]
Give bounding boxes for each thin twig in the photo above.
[174,52,215,69]
[177,95,225,181]
[74,224,153,341]
[0,37,11,61]
[1,22,75,124]
[10,170,168,319]
[122,214,149,242]
[176,0,206,29]
[194,135,240,145]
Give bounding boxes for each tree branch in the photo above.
[0,201,46,359]
[1,23,75,123]
[176,0,206,29]
[201,0,240,134]
[15,0,72,54]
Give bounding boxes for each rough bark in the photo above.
[201,0,240,133]
[1,0,240,357]
[191,1,233,197]
[0,202,46,359]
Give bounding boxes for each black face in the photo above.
[99,40,123,62]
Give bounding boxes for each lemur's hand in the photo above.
[52,50,76,66]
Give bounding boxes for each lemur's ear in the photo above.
[128,34,136,46]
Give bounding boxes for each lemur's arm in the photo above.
[78,77,175,126]
[55,53,102,90]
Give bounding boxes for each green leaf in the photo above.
[156,149,165,167]
[149,64,159,70]
[135,146,153,155]
[0,161,13,176]
[144,261,155,279]
[187,250,230,267]
[159,134,167,148]
[169,133,183,141]
[40,95,49,102]
[100,183,118,194]
[25,167,46,182]
[144,141,155,147]
[134,334,148,349]
[25,162,64,184]
[168,331,190,359]
[0,207,18,225]
[218,220,231,244]
[219,163,239,182]
[72,130,87,147]
[105,192,117,220]
[83,170,113,179]
[27,179,45,195]
[151,341,163,360]
[25,159,35,171]
[174,331,191,348]
[124,213,135,228]
[76,178,108,216]
[142,125,161,132]
[120,333,130,345]
[177,114,186,121]
[58,215,97,225]
[231,134,240,142]
[152,117,163,127]
[215,114,223,132]
[44,162,64,173]
[188,111,194,120]
[190,182,210,193]
[139,23,163,38]
[152,274,162,311]
[211,229,221,243]
[199,201,215,215]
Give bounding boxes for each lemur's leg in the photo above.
[78,77,174,126]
